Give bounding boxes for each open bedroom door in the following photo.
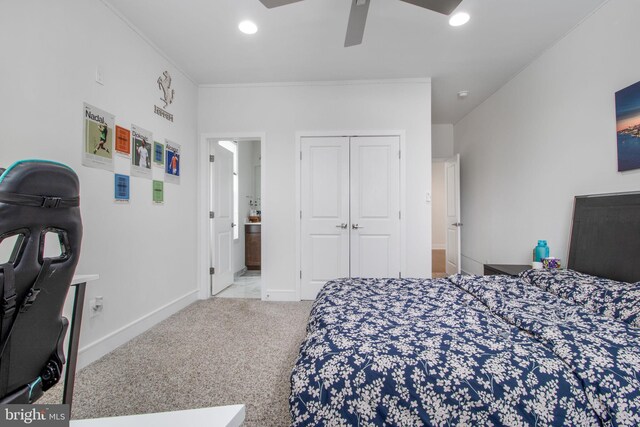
[210,141,234,295]
[445,154,461,275]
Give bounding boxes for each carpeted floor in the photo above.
[40,298,314,426]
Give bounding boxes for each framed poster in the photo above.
[616,80,640,172]
[115,126,131,157]
[114,174,130,203]
[165,140,180,184]
[82,103,114,171]
[153,180,164,204]
[131,124,152,179]
[153,141,165,166]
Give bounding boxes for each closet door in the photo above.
[300,137,350,300]
[350,136,400,278]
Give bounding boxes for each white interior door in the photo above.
[445,154,461,275]
[210,141,234,295]
[300,137,350,300]
[350,136,400,278]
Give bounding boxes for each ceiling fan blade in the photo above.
[398,0,462,15]
[258,0,304,8]
[344,0,370,47]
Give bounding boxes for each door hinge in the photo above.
[209,155,215,162]
[398,150,401,159]
[300,210,302,219]
[399,211,401,220]
[300,151,302,160]
[399,272,402,279]
[210,211,215,219]
[300,270,302,279]
[210,267,215,275]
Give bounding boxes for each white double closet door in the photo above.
[301,136,400,300]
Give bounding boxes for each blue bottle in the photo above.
[534,240,549,262]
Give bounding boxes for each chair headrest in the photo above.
[0,160,79,208]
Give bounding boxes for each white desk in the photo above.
[64,274,100,408]
[70,405,245,427]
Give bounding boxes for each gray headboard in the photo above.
[567,191,640,283]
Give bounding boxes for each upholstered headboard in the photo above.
[567,191,640,283]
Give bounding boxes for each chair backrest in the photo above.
[0,160,82,403]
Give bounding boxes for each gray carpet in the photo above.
[40,298,313,426]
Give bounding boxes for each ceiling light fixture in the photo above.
[238,20,258,35]
[457,90,469,99]
[449,12,470,27]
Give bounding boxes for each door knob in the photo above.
[352,224,364,230]
[335,223,348,229]
[231,222,237,228]
[451,222,463,227]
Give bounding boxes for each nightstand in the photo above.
[483,264,531,276]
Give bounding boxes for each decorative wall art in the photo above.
[153,180,164,204]
[115,126,131,157]
[114,174,130,203]
[82,103,114,171]
[153,141,165,166]
[615,80,640,172]
[165,140,181,184]
[131,124,153,179]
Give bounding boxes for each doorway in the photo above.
[431,154,461,277]
[202,135,264,300]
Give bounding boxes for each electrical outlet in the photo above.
[90,296,104,317]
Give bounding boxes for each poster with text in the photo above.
[114,174,130,203]
[153,141,165,166]
[131,124,152,179]
[82,103,114,171]
[115,126,131,157]
[165,140,181,184]
[153,180,164,204]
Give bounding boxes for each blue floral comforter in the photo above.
[290,276,640,426]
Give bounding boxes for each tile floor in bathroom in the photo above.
[215,270,261,299]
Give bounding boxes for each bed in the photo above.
[289,192,640,426]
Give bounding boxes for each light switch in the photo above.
[95,67,104,85]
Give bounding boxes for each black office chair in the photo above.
[0,160,82,403]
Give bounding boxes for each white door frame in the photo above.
[197,132,267,300]
[295,130,406,301]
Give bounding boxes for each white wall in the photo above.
[432,124,454,159]
[454,0,640,275]
[0,0,199,368]
[431,161,446,249]
[199,80,432,300]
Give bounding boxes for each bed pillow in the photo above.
[519,268,640,328]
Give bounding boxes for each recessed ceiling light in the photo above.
[449,12,470,27]
[239,20,258,35]
[457,90,469,99]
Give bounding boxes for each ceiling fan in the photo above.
[258,0,463,47]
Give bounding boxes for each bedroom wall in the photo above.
[454,0,640,274]
[199,80,432,300]
[0,0,199,368]
[432,124,454,159]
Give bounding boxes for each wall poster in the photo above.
[153,141,165,166]
[165,140,181,184]
[114,173,130,203]
[82,103,114,171]
[131,124,152,179]
[115,126,131,158]
[616,80,640,172]
[152,180,164,204]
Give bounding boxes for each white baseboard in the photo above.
[77,290,198,370]
[263,289,298,301]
